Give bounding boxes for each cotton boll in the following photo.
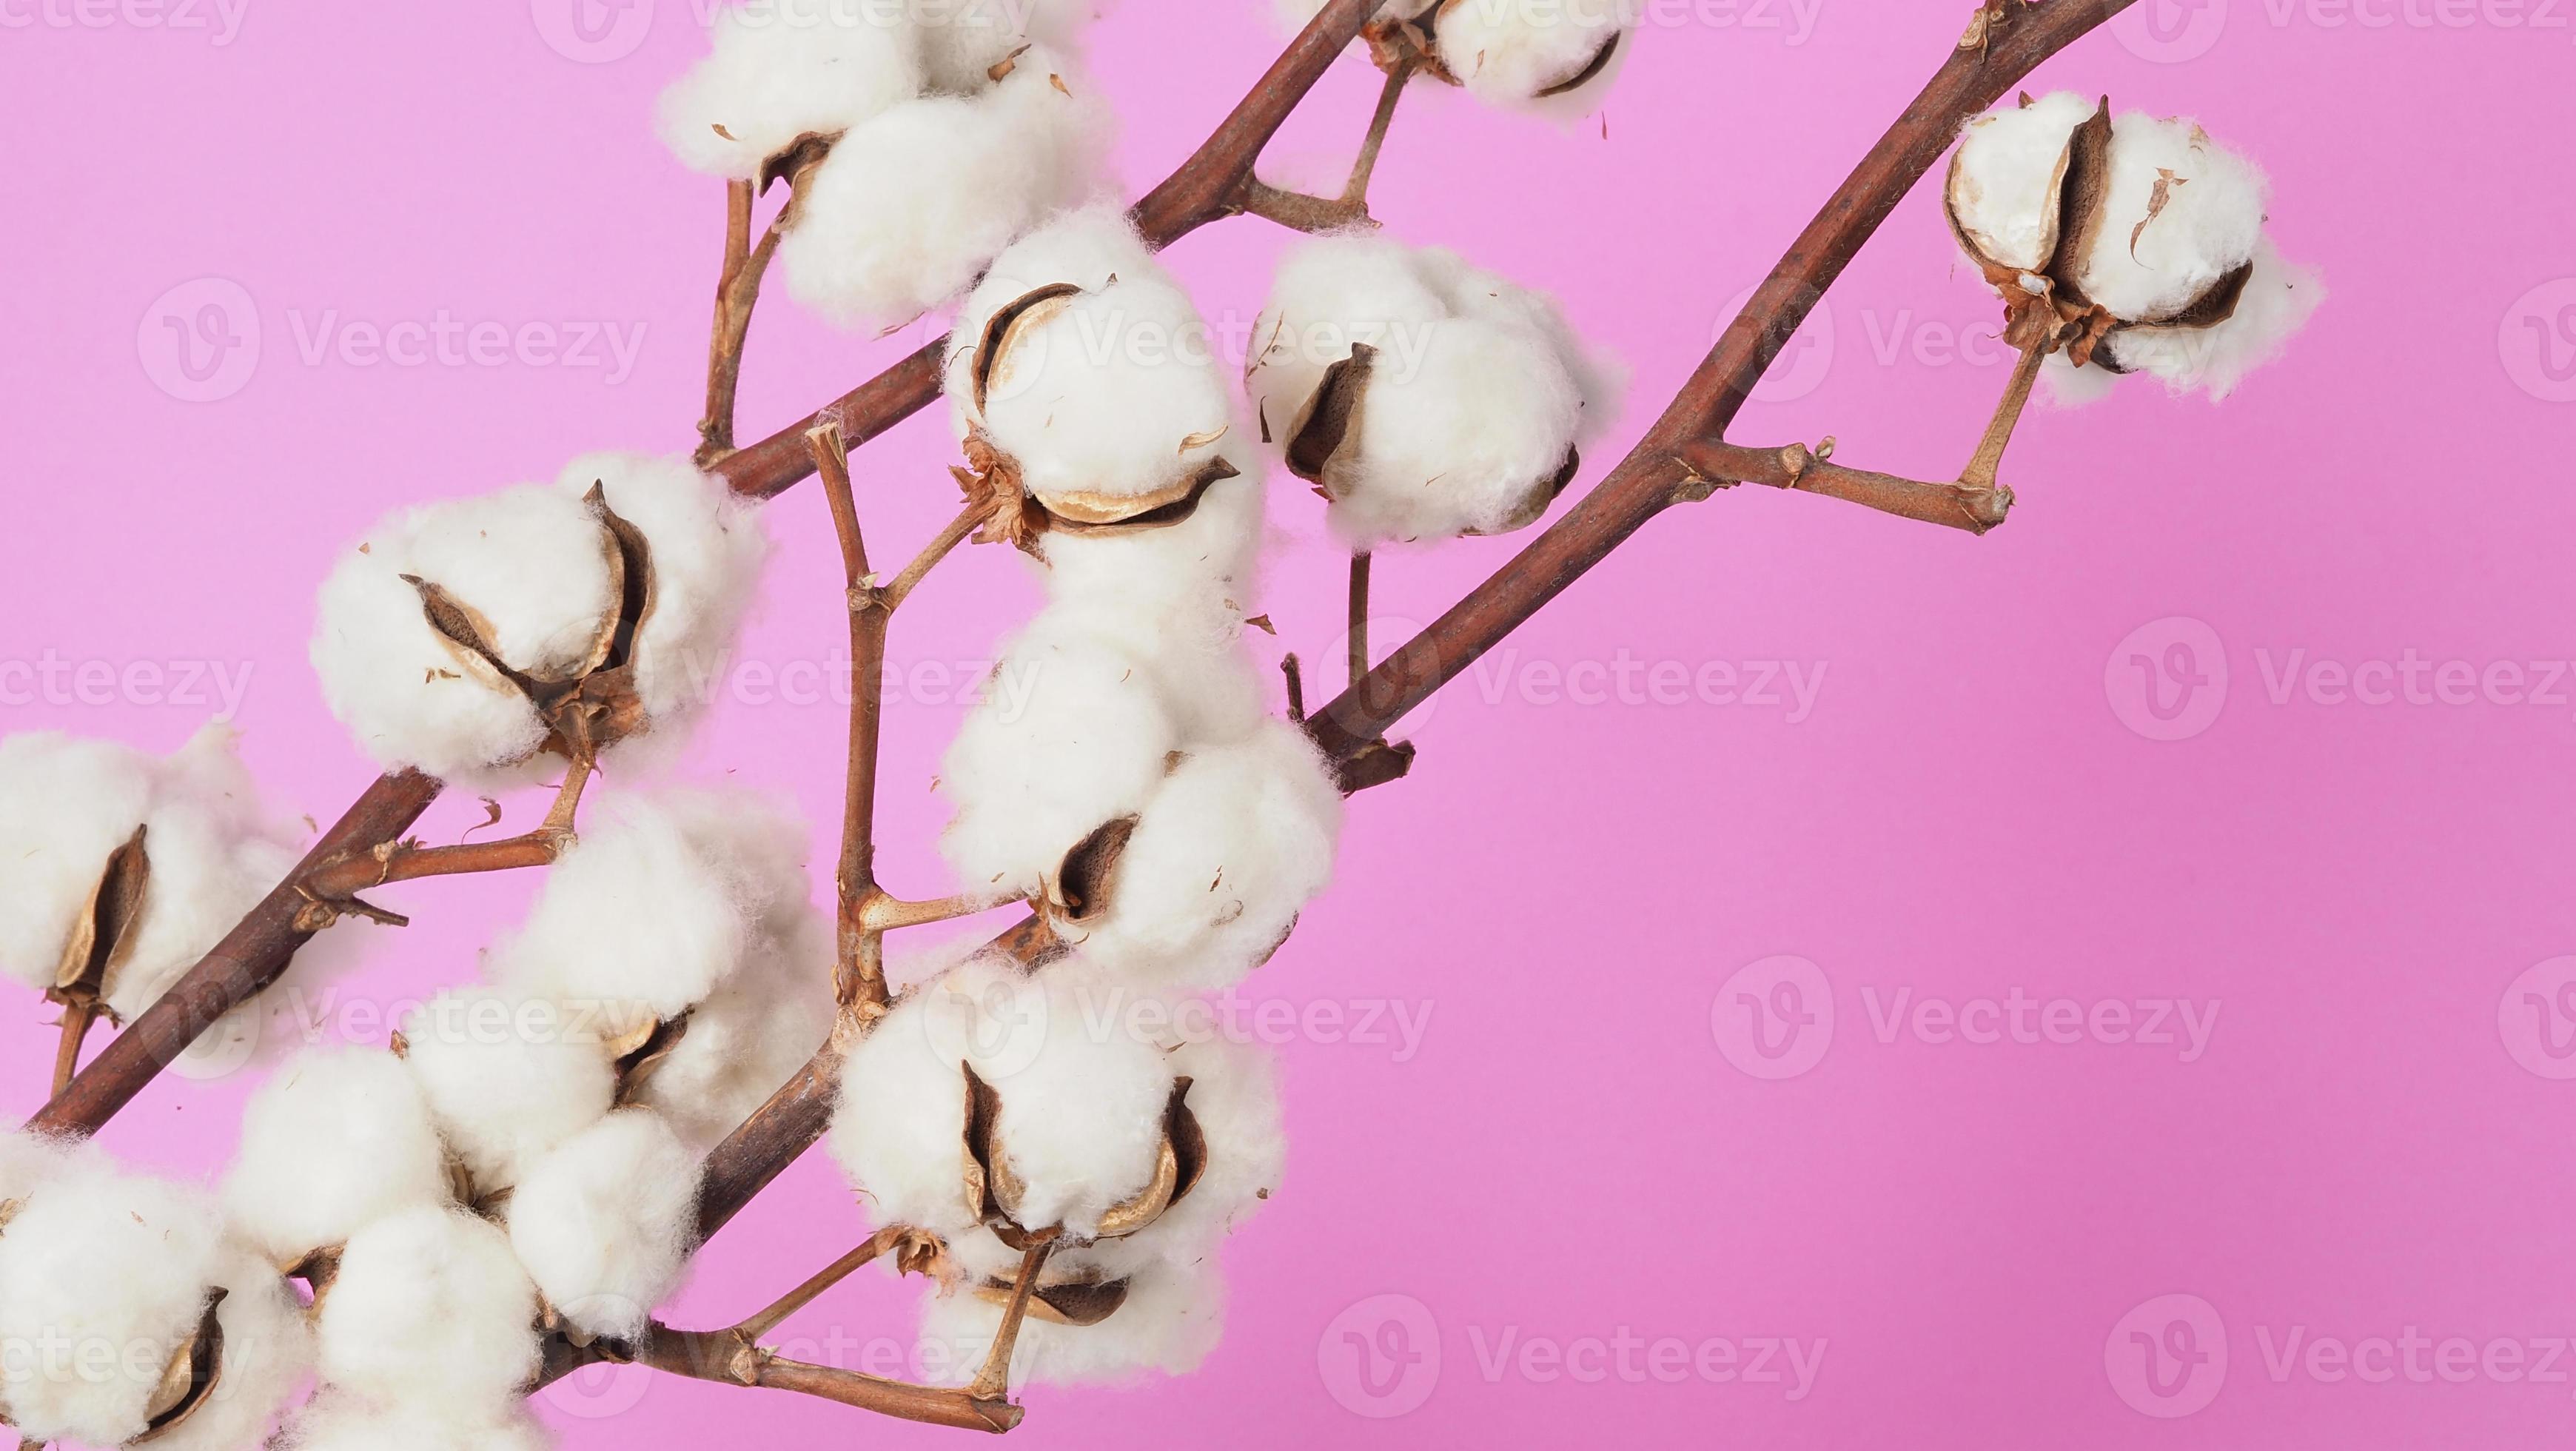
[2101,241,2322,400]
[2073,110,2269,324]
[0,1167,229,1445]
[506,1109,700,1342]
[312,487,620,782]
[283,1394,557,1451]
[1433,0,1634,118]
[657,2,924,179]
[970,964,1179,1241]
[0,731,153,991]
[555,452,768,747]
[99,794,281,1022]
[1069,719,1341,990]
[630,905,836,1150]
[1121,1035,1284,1266]
[829,962,991,1239]
[318,1206,540,1412]
[939,618,1184,902]
[399,988,616,1196]
[948,201,1154,358]
[148,1252,315,1451]
[918,1258,1224,1387]
[1947,90,2099,274]
[778,49,1112,329]
[224,1046,451,1267]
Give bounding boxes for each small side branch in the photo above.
[50,997,101,1099]
[636,1327,1022,1434]
[811,425,886,1011]
[968,1235,1056,1402]
[298,757,594,911]
[697,180,789,467]
[1673,438,2014,535]
[1346,552,1372,691]
[1230,56,1417,234]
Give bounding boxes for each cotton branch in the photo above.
[1232,54,1415,233]
[1673,438,2013,535]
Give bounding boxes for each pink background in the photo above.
[5,0,2575,1445]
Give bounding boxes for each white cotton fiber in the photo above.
[657,1,925,179]
[916,0,1104,93]
[0,1130,93,1211]
[1067,718,1341,991]
[1023,577,1269,749]
[150,1250,315,1451]
[628,901,836,1150]
[224,1045,452,1267]
[829,958,999,1241]
[972,963,1179,1241]
[0,731,155,991]
[944,206,1235,519]
[99,795,293,1024]
[2073,110,2270,324]
[399,988,617,1196]
[1432,0,1634,118]
[939,615,1184,902]
[918,1256,1225,1387]
[506,1108,700,1342]
[1122,1035,1284,1266]
[0,1165,229,1446]
[317,1206,540,1412]
[779,47,1113,329]
[1947,90,2098,273]
[557,452,770,748]
[311,486,618,782]
[2101,241,2324,401]
[283,1393,557,1451]
[1249,233,1615,546]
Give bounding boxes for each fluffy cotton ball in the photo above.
[1131,1035,1284,1264]
[283,1393,557,1451]
[657,1,925,179]
[0,731,155,991]
[918,1257,1225,1387]
[149,1251,316,1451]
[312,486,619,782]
[779,48,1112,328]
[829,957,1001,1240]
[939,614,1184,902]
[2100,241,2324,400]
[399,988,617,1195]
[0,1130,93,1210]
[1432,0,1634,117]
[2073,110,2270,324]
[627,901,836,1150]
[318,1206,540,1411]
[916,0,1103,92]
[0,1166,229,1445]
[557,452,769,748]
[224,1046,452,1267]
[1067,718,1341,991]
[945,206,1235,518]
[1946,90,2099,273]
[1249,233,1616,546]
[970,963,1179,1241]
[507,1109,700,1341]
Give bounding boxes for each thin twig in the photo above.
[1346,552,1372,692]
[1235,178,1374,234]
[1339,57,1415,206]
[1672,438,2014,535]
[697,181,788,466]
[1959,339,2047,492]
[636,1327,1022,1433]
[50,996,100,1099]
[969,1236,1057,1402]
[301,756,593,900]
[879,503,985,614]
[731,1228,908,1343]
[858,893,995,934]
[809,425,888,1011]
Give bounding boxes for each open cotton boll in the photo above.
[0,1167,229,1445]
[2101,240,2323,400]
[0,731,155,991]
[100,799,290,1023]
[1121,1035,1284,1266]
[948,201,1153,355]
[507,1109,701,1342]
[657,1,924,180]
[311,486,620,783]
[969,963,1179,1241]
[2073,110,2269,325]
[1433,0,1634,118]
[778,48,1112,329]
[150,1252,315,1451]
[915,0,1103,92]
[829,958,996,1240]
[318,1206,540,1411]
[629,906,836,1150]
[224,1046,451,1267]
[399,988,616,1195]
[282,1393,557,1451]
[939,618,1184,902]
[1026,586,1269,751]
[556,452,769,748]
[919,1258,1225,1387]
[1068,718,1341,990]
[1947,90,2099,273]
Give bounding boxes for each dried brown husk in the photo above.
[127,1290,226,1445]
[402,486,657,763]
[1943,94,2255,371]
[1044,816,1139,929]
[757,130,841,195]
[960,1069,1208,1248]
[1286,341,1574,535]
[611,1010,693,1105]
[1531,30,1623,99]
[975,1273,1133,1327]
[51,823,150,1016]
[1036,458,1241,536]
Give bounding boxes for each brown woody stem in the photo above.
[301,754,592,902]
[635,1326,1021,1434]
[731,1230,904,1344]
[697,180,787,467]
[1341,58,1413,205]
[810,424,888,1011]
[50,996,100,1099]
[1959,338,2047,492]
[1235,178,1375,234]
[1674,438,2013,535]
[1346,552,1372,691]
[969,1236,1057,1402]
